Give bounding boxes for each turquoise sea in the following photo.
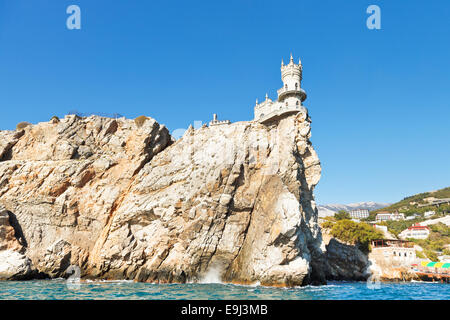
[0,280,448,300]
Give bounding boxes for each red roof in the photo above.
[408,223,429,231]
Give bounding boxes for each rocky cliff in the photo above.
[321,232,371,281]
[0,112,327,286]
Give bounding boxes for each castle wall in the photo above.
[254,56,304,123]
[255,102,278,119]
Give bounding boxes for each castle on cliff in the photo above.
[210,54,307,126]
[254,54,307,124]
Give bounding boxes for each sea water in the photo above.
[0,280,448,300]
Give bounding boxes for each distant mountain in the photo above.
[318,202,390,217]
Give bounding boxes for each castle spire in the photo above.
[290,53,294,63]
[265,93,269,100]
[281,59,284,67]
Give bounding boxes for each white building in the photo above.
[375,212,392,222]
[424,211,436,218]
[370,240,416,267]
[405,214,420,221]
[373,224,388,234]
[254,54,307,124]
[375,212,405,222]
[392,212,405,220]
[349,209,370,219]
[399,224,430,240]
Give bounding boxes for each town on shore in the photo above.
[319,190,450,283]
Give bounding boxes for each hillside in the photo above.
[367,187,450,262]
[372,187,450,216]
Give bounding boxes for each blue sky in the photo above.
[0,0,449,205]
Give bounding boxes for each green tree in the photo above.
[335,210,350,220]
[329,219,384,253]
[416,250,426,259]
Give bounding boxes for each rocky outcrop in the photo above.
[0,115,171,279]
[0,206,32,279]
[0,130,24,161]
[0,112,325,286]
[368,249,419,282]
[322,235,370,281]
[321,231,419,282]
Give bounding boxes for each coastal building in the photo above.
[405,214,420,221]
[254,54,307,124]
[372,224,392,239]
[392,213,405,220]
[424,211,436,218]
[399,224,430,240]
[373,224,388,234]
[420,215,450,227]
[370,239,416,267]
[375,212,405,222]
[209,114,230,127]
[375,212,392,222]
[349,209,370,219]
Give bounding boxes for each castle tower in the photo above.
[278,54,307,106]
[254,54,307,123]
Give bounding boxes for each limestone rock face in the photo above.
[0,207,21,251]
[0,250,32,280]
[0,112,325,286]
[0,115,171,278]
[0,130,24,161]
[323,238,370,281]
[320,230,372,281]
[0,206,32,279]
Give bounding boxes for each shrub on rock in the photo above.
[134,115,149,128]
[50,116,60,123]
[16,122,31,131]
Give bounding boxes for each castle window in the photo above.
[295,83,298,89]
[296,101,299,106]
[285,84,288,90]
[285,102,288,106]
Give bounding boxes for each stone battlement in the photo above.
[209,114,231,127]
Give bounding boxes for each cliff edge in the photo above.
[0,112,326,286]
